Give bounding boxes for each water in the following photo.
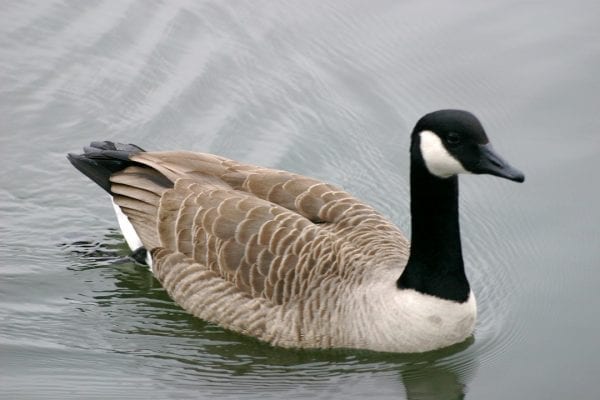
[1,1,599,398]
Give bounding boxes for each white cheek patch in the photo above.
[419,130,468,178]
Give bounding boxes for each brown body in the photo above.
[111,150,409,346]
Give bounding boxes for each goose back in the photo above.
[107,150,409,347]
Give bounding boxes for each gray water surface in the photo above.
[1,1,599,399]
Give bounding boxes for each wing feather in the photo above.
[108,150,407,310]
[151,248,269,337]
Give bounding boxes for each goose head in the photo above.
[411,109,525,182]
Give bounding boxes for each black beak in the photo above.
[473,144,525,183]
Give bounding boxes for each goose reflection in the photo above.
[64,234,477,399]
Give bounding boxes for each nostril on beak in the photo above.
[479,144,505,168]
[489,155,504,168]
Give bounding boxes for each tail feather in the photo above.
[67,141,146,193]
[68,141,171,260]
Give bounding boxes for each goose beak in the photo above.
[474,144,525,183]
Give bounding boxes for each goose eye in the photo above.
[446,132,461,146]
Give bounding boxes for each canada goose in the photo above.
[67,110,524,353]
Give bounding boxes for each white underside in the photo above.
[111,199,153,269]
[419,130,468,178]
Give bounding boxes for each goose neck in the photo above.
[397,162,470,302]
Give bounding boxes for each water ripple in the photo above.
[1,0,578,398]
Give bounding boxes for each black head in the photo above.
[411,110,525,182]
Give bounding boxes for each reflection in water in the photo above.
[63,233,477,399]
[402,362,465,400]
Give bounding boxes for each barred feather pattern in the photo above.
[108,151,426,349]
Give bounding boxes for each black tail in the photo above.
[67,141,146,193]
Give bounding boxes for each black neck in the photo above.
[396,159,470,303]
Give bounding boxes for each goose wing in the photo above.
[108,151,408,338]
[129,151,409,262]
